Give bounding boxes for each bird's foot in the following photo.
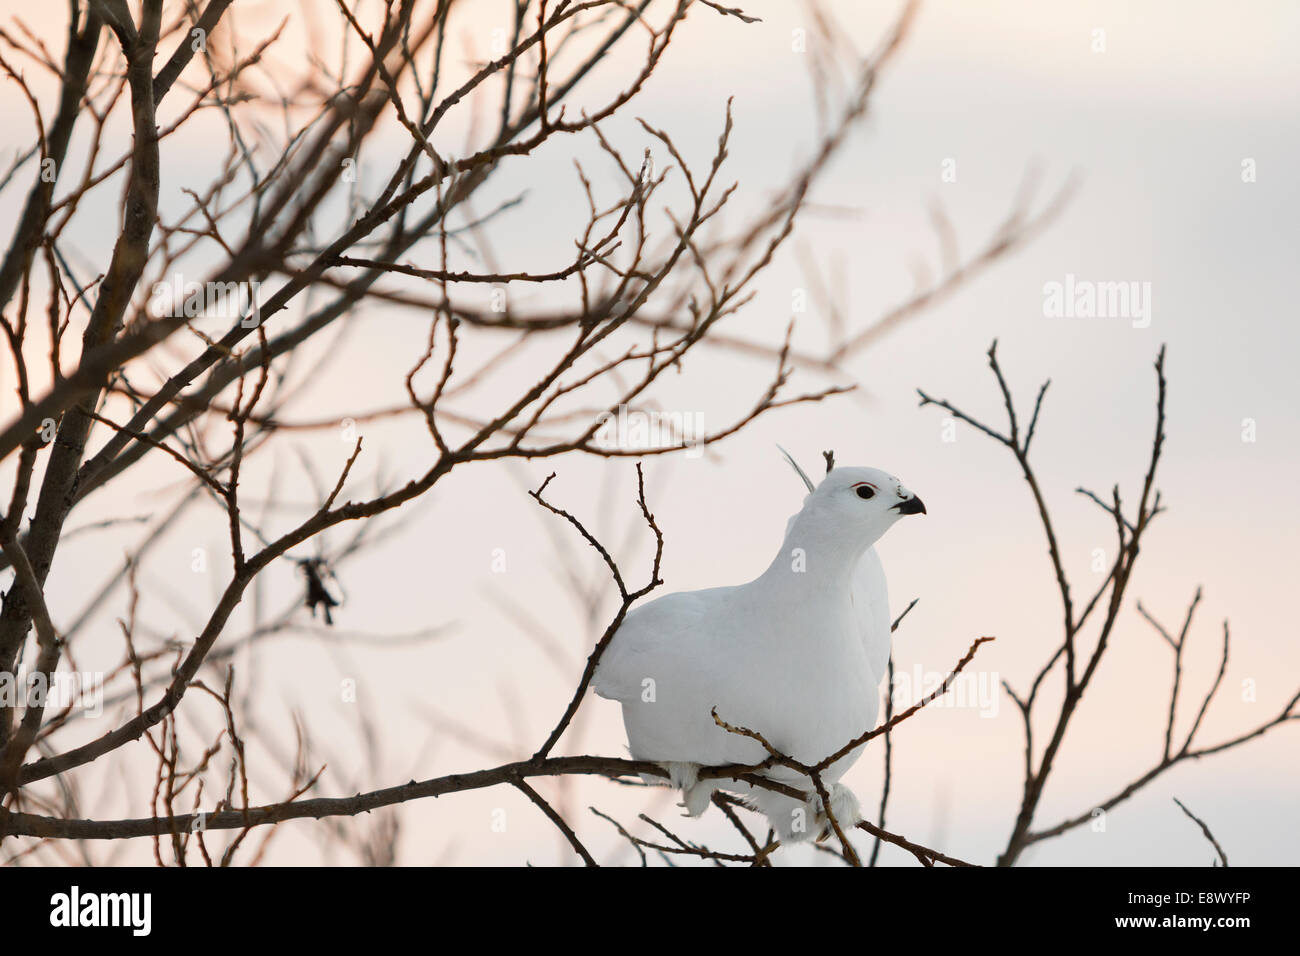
[660,761,712,817]
[814,783,863,841]
[680,782,714,817]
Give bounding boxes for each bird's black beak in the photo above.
[893,495,927,516]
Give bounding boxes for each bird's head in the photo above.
[777,447,926,561]
[802,466,926,549]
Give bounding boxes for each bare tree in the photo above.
[916,343,1299,867]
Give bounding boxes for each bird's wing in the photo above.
[592,589,719,703]
[851,546,892,688]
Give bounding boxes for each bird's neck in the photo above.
[756,515,869,596]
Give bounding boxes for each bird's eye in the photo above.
[855,485,875,500]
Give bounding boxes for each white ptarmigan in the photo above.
[593,452,926,842]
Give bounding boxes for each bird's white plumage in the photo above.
[593,457,924,841]
[852,546,892,690]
